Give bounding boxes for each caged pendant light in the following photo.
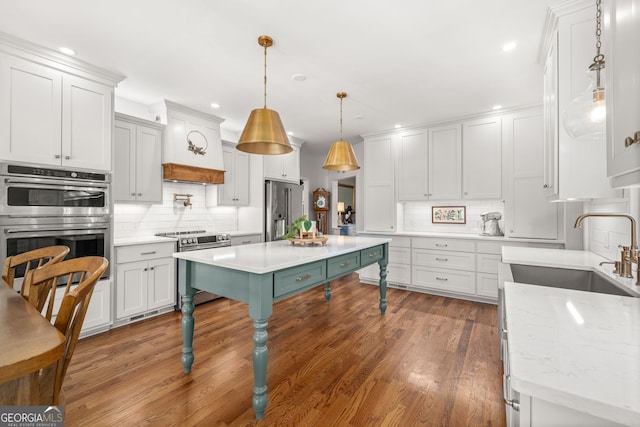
[237,35,293,155]
[322,92,360,171]
[562,0,606,140]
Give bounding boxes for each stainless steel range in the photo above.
[156,230,231,307]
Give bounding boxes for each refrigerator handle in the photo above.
[285,187,290,224]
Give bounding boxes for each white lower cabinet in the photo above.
[51,279,111,337]
[115,241,175,323]
[358,235,410,286]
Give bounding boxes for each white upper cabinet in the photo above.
[218,143,250,205]
[264,146,300,183]
[163,100,224,171]
[429,123,462,200]
[0,52,118,171]
[462,116,502,199]
[604,0,640,187]
[113,113,163,203]
[397,125,461,202]
[364,133,396,231]
[542,2,619,200]
[503,108,559,240]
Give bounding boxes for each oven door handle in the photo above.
[4,179,109,191]
[5,226,109,234]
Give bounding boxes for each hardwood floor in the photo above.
[63,274,506,426]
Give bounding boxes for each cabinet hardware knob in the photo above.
[140,251,156,255]
[149,267,154,270]
[242,241,251,244]
[368,253,378,257]
[131,193,136,196]
[435,257,448,262]
[435,243,448,247]
[543,184,548,189]
[296,273,311,281]
[435,277,448,281]
[64,155,70,160]
[143,268,148,271]
[54,154,61,159]
[339,261,352,267]
[624,131,640,147]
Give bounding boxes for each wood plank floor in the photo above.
[63,273,506,426]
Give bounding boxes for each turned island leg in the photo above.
[378,258,388,315]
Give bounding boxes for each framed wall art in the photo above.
[432,206,466,224]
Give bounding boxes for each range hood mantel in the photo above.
[162,163,225,184]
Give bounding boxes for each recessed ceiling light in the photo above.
[502,42,517,52]
[210,103,220,109]
[291,74,306,82]
[59,47,76,56]
[394,124,402,129]
[492,105,503,110]
[287,131,294,136]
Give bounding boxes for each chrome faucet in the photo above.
[574,213,639,284]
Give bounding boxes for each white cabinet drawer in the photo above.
[116,242,176,263]
[476,272,498,299]
[389,247,410,265]
[412,237,475,252]
[476,253,502,274]
[390,236,411,248]
[412,266,475,295]
[359,262,410,285]
[412,249,475,271]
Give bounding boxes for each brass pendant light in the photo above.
[237,35,293,155]
[322,92,360,171]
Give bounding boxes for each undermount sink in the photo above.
[509,264,634,297]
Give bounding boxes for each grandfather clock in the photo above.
[312,188,329,235]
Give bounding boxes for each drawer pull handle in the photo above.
[435,257,448,262]
[436,277,448,281]
[368,252,378,258]
[242,241,251,244]
[140,251,157,255]
[296,273,311,281]
[339,261,352,267]
[624,131,640,147]
[435,243,448,247]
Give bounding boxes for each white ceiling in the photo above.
[0,0,555,154]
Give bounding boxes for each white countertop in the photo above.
[504,281,640,425]
[502,246,640,297]
[360,230,565,244]
[173,235,391,274]
[114,236,177,246]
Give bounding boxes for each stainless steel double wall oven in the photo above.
[0,162,111,285]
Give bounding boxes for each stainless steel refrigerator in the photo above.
[265,180,304,241]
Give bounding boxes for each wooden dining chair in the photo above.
[2,246,70,292]
[23,256,109,405]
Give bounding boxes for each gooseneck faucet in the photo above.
[574,213,639,283]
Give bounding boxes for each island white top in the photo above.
[504,281,640,425]
[173,236,391,275]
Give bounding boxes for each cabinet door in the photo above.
[82,279,111,331]
[219,145,236,204]
[147,258,175,310]
[462,117,502,199]
[429,123,462,200]
[504,110,558,239]
[0,54,62,165]
[606,0,640,185]
[136,125,162,203]
[364,134,396,231]
[113,120,136,202]
[264,147,300,183]
[543,31,559,197]
[234,149,250,204]
[61,75,112,170]
[116,260,148,319]
[397,128,428,201]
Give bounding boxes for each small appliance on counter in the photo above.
[480,212,503,236]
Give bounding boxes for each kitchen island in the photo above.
[174,235,391,419]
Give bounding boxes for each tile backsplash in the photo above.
[402,200,505,234]
[113,182,238,239]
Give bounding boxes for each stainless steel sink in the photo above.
[509,264,634,297]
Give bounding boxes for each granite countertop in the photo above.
[504,281,640,425]
[173,235,391,274]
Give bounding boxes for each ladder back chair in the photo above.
[25,256,109,405]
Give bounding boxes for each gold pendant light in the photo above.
[237,35,293,155]
[322,92,360,171]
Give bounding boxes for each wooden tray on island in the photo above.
[288,236,328,246]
